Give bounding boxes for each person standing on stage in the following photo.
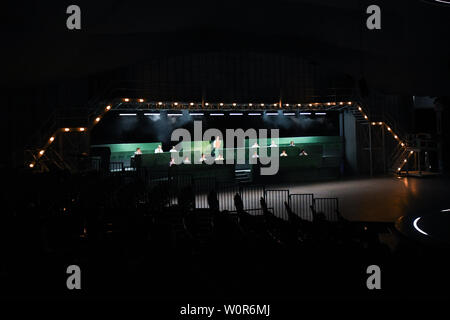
[134,147,142,169]
[251,141,260,148]
[299,149,308,156]
[183,156,191,164]
[213,136,222,157]
[155,145,163,153]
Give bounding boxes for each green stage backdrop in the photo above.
[91,136,343,181]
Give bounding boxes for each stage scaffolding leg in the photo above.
[382,123,386,174]
[369,123,373,177]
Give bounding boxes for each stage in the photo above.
[277,176,450,222]
[121,172,450,224]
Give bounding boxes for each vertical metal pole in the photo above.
[382,123,386,174]
[435,101,443,173]
[418,150,422,175]
[201,85,205,108]
[415,152,417,172]
[279,88,283,109]
[59,131,64,161]
[340,111,345,176]
[369,123,373,177]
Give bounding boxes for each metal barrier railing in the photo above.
[240,185,266,212]
[313,198,339,221]
[193,177,217,209]
[90,157,101,171]
[265,189,290,220]
[109,162,124,172]
[104,167,340,222]
[228,208,268,216]
[217,185,240,212]
[289,193,314,221]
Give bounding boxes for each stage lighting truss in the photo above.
[112,99,353,111]
[26,127,88,170]
[26,98,409,172]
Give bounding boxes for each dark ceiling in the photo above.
[2,0,450,95]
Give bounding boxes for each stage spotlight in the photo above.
[404,159,407,162]
[205,103,209,106]
[124,98,130,102]
[364,115,368,119]
[64,128,70,132]
[249,103,253,106]
[138,99,144,102]
[220,103,224,106]
[39,150,45,155]
[285,103,289,106]
[348,102,352,105]
[372,122,376,125]
[410,151,414,154]
[273,103,278,106]
[387,127,391,131]
[339,102,344,105]
[297,104,301,107]
[158,102,163,105]
[174,102,178,106]
[260,103,265,106]
[398,167,401,171]
[232,103,237,107]
[79,127,85,132]
[106,105,111,111]
[308,104,312,107]
[358,107,362,111]
[394,135,398,139]
[378,122,383,125]
[95,117,101,122]
[401,143,405,147]
[49,136,55,142]
[190,102,194,106]
[29,163,34,168]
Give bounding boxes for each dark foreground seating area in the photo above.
[2,169,450,300]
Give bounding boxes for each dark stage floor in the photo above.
[278,176,450,222]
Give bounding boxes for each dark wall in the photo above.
[92,51,355,103]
